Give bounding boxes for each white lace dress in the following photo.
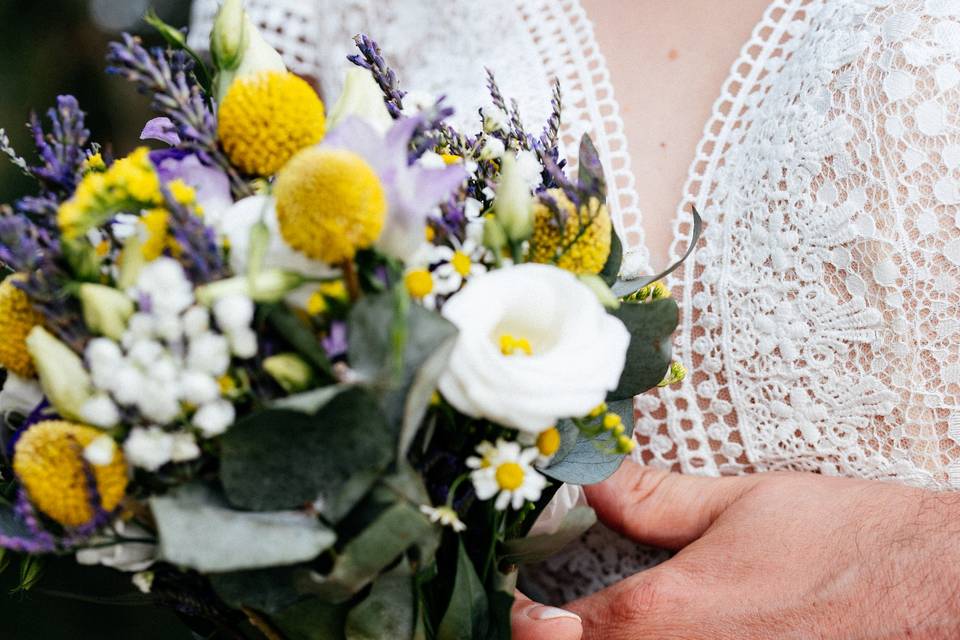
[190,0,960,602]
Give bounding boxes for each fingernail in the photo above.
[527,605,582,622]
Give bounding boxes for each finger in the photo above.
[511,589,583,640]
[565,566,687,640]
[584,459,760,549]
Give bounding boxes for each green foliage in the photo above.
[345,566,416,640]
[542,398,636,484]
[436,540,489,640]
[599,227,623,286]
[219,387,393,521]
[500,506,597,565]
[273,598,349,640]
[266,305,334,379]
[609,297,679,400]
[210,567,303,614]
[150,484,335,573]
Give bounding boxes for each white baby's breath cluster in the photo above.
[81,257,256,470]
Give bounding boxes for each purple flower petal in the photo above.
[140,117,181,146]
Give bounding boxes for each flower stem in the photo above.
[341,259,361,301]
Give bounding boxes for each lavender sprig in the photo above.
[106,34,252,198]
[25,96,90,196]
[348,34,406,119]
[533,79,564,187]
[408,98,456,161]
[0,208,44,272]
[0,128,29,177]
[162,187,228,285]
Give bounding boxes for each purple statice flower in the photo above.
[324,117,467,262]
[141,116,181,146]
[322,321,348,359]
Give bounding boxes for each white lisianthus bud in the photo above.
[0,373,43,418]
[263,353,315,393]
[482,215,508,254]
[210,0,248,71]
[193,400,236,438]
[577,274,621,310]
[79,283,134,341]
[328,67,394,134]
[196,270,305,306]
[25,326,94,422]
[80,394,121,428]
[83,434,118,466]
[493,153,534,243]
[438,264,630,432]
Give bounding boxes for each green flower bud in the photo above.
[117,235,145,291]
[25,327,94,422]
[79,283,134,341]
[210,0,248,71]
[196,269,305,305]
[577,274,620,310]
[263,353,315,393]
[481,214,508,255]
[493,153,534,243]
[328,67,394,134]
[214,14,286,103]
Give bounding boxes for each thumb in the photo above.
[584,459,759,549]
[511,590,582,640]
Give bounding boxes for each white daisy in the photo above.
[419,504,467,532]
[469,439,547,511]
[433,238,488,295]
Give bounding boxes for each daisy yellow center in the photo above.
[275,147,387,264]
[530,188,612,275]
[218,70,327,176]
[405,269,434,299]
[14,421,128,528]
[536,427,561,456]
[495,462,525,491]
[0,274,42,378]
[424,226,436,242]
[451,251,472,277]
[499,334,533,356]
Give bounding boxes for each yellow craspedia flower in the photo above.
[218,70,326,176]
[275,147,386,264]
[530,189,612,275]
[0,275,42,378]
[14,421,128,528]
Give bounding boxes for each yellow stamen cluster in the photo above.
[530,189,612,275]
[405,269,434,299]
[58,147,162,239]
[218,71,326,176]
[536,427,561,457]
[499,334,533,356]
[495,461,525,491]
[13,421,128,528]
[0,275,42,377]
[451,251,473,277]
[275,147,386,264]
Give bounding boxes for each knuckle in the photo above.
[614,570,680,618]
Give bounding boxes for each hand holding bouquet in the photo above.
[0,2,695,637]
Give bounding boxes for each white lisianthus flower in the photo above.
[438,263,630,432]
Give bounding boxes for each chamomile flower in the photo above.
[433,237,488,295]
[404,267,439,309]
[419,504,467,532]
[469,439,547,511]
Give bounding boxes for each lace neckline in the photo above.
[515,0,810,280]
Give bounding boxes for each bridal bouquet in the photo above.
[0,2,694,638]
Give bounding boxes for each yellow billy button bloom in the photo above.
[468,439,546,511]
[0,275,42,378]
[218,70,326,176]
[531,188,612,275]
[275,147,387,264]
[14,421,128,528]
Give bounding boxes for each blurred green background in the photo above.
[0,2,199,637]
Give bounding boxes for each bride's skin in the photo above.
[510,1,960,638]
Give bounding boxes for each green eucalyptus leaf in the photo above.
[150,484,335,573]
[599,228,623,287]
[500,506,597,564]
[345,566,416,640]
[611,205,703,296]
[300,501,434,603]
[269,384,349,413]
[273,598,349,640]
[576,134,606,200]
[609,297,678,400]
[348,290,458,455]
[542,398,635,484]
[436,540,489,640]
[267,305,334,378]
[210,567,302,614]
